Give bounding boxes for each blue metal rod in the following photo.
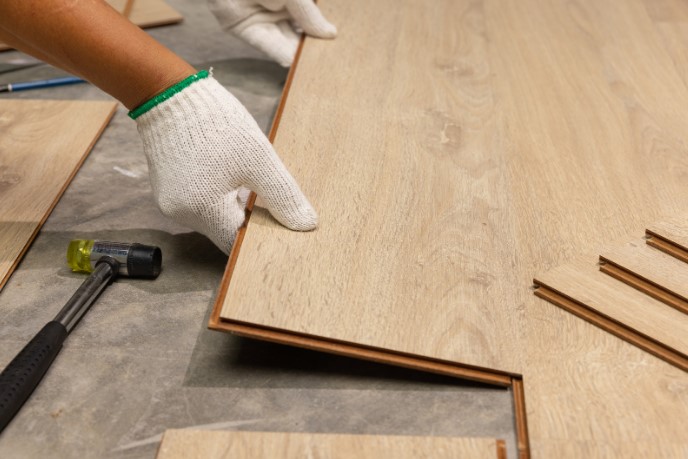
[0,76,85,93]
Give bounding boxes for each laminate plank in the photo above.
[534,257,688,368]
[218,0,523,375]
[647,218,688,263]
[535,441,688,459]
[124,0,183,28]
[600,239,688,314]
[0,0,182,52]
[643,0,688,109]
[0,100,117,291]
[642,0,688,22]
[488,0,688,453]
[213,0,688,456]
[156,431,505,459]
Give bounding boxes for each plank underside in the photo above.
[0,0,182,51]
[214,0,688,455]
[0,100,117,291]
[156,430,505,459]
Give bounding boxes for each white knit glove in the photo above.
[207,0,336,67]
[131,71,317,254]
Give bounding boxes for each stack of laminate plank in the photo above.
[535,219,688,371]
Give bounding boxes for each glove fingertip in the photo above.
[314,22,337,39]
[271,199,318,232]
[290,203,318,231]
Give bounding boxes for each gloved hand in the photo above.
[207,0,336,67]
[130,70,317,254]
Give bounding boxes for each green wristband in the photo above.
[128,70,210,120]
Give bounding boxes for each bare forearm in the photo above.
[0,0,195,108]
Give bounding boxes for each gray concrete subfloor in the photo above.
[0,1,517,458]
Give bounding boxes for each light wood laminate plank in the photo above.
[220,0,523,375]
[0,99,117,291]
[123,0,183,28]
[156,431,505,459]
[493,0,688,454]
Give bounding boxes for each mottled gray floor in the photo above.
[0,1,517,458]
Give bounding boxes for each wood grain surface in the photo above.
[220,0,523,375]
[0,100,117,291]
[0,0,182,52]
[213,0,688,456]
[156,430,505,459]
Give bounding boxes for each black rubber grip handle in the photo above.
[0,321,67,433]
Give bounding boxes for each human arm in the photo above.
[0,0,195,108]
[0,0,317,253]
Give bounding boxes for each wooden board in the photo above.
[217,0,524,378]
[0,100,117,291]
[534,257,688,370]
[647,218,688,263]
[118,0,183,28]
[211,0,688,456]
[600,239,688,314]
[156,431,505,459]
[0,0,182,52]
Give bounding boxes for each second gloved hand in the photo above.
[207,0,336,67]
[130,70,317,254]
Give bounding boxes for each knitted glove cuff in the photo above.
[128,70,210,120]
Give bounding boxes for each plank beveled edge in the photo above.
[532,283,688,371]
[646,231,688,264]
[207,22,533,459]
[598,259,688,315]
[0,100,118,292]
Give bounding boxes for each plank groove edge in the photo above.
[511,378,530,459]
[496,439,507,459]
[532,285,688,371]
[646,232,688,264]
[599,259,688,315]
